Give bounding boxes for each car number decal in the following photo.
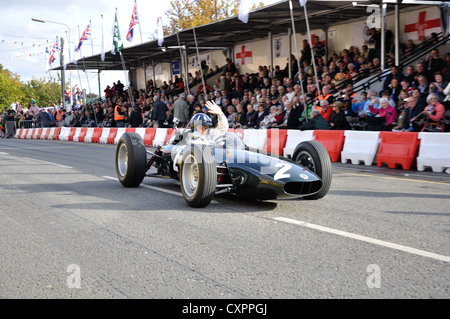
[274,163,291,180]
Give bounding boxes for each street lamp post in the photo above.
[32,18,73,107]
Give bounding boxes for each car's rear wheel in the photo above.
[180,145,217,207]
[115,133,147,187]
[293,140,332,200]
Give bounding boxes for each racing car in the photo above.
[115,114,332,208]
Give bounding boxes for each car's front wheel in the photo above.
[180,145,217,207]
[293,140,332,200]
[115,133,147,187]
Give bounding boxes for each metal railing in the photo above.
[331,32,450,97]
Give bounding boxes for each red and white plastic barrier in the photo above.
[13,127,450,172]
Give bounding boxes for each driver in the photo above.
[187,100,228,141]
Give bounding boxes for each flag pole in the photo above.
[176,32,190,95]
[135,0,143,44]
[302,1,321,97]
[113,7,134,105]
[289,0,307,120]
[90,20,94,56]
[73,27,84,108]
[193,27,207,99]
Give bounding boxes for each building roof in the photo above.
[51,0,436,72]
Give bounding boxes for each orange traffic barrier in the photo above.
[52,127,61,140]
[67,127,77,141]
[313,130,345,162]
[16,129,24,139]
[106,128,118,144]
[263,129,288,156]
[376,132,420,170]
[144,128,156,146]
[90,128,103,143]
[76,127,88,142]
[34,128,43,139]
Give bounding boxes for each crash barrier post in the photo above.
[313,130,346,162]
[264,129,288,156]
[83,128,95,143]
[341,131,381,166]
[27,128,35,139]
[43,127,55,140]
[70,127,82,142]
[34,128,43,139]
[143,128,156,146]
[76,127,89,142]
[15,128,24,139]
[151,128,168,146]
[43,128,53,139]
[52,127,61,140]
[89,127,103,143]
[106,128,118,144]
[243,129,268,151]
[39,128,49,140]
[66,127,77,141]
[416,132,450,172]
[99,127,111,143]
[376,131,420,170]
[59,127,71,141]
[25,128,34,139]
[283,130,315,159]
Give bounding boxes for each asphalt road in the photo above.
[0,138,449,300]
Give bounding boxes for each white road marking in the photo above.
[0,152,10,155]
[22,157,73,169]
[274,217,450,264]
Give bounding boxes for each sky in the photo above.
[0,0,281,99]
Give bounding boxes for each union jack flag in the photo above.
[126,3,139,42]
[48,40,59,65]
[186,0,200,4]
[75,22,92,53]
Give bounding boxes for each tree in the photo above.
[0,65,23,110]
[0,63,63,111]
[164,0,263,35]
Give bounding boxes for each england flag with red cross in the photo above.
[403,8,441,42]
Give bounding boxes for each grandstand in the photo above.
[44,0,450,133]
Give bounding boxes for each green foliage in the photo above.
[0,64,62,111]
[164,0,263,35]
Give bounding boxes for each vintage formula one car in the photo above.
[115,124,332,208]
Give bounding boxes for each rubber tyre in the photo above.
[115,132,147,187]
[293,140,332,200]
[180,144,217,207]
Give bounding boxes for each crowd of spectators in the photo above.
[2,29,450,138]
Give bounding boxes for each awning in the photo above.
[51,0,435,72]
